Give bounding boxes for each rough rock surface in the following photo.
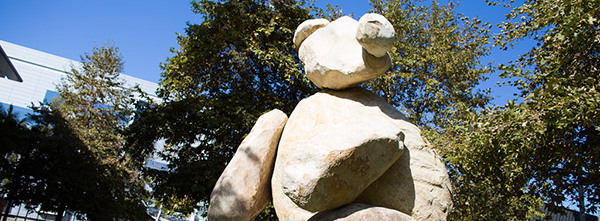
[356,13,396,57]
[208,109,288,221]
[408,147,453,221]
[271,87,452,220]
[272,88,407,219]
[293,18,330,49]
[354,120,453,221]
[308,203,415,221]
[297,16,391,90]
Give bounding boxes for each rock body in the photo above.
[297,15,393,90]
[208,110,288,221]
[271,88,453,220]
[275,88,406,213]
[308,203,415,221]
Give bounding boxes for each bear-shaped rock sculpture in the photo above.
[208,13,452,221]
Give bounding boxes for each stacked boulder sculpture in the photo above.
[208,14,452,221]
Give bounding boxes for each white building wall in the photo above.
[0,41,166,220]
[0,40,158,112]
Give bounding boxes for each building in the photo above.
[0,40,158,117]
[0,40,194,221]
[544,207,599,221]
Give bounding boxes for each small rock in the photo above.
[294,18,330,49]
[308,203,415,221]
[356,13,395,58]
[208,110,288,221]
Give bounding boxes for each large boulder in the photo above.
[308,203,415,221]
[297,15,393,90]
[272,88,406,217]
[355,120,453,221]
[271,87,453,220]
[208,109,288,221]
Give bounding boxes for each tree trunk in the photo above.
[155,204,162,221]
[579,186,585,221]
[56,204,65,221]
[2,198,11,221]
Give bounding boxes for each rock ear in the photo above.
[356,13,395,58]
[293,18,330,49]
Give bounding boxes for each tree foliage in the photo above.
[52,43,149,220]
[440,104,548,220]
[126,0,318,214]
[0,44,150,220]
[56,43,135,165]
[440,0,600,219]
[366,0,491,129]
[0,106,30,191]
[126,0,498,217]
[496,0,600,214]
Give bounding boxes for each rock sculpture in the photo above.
[208,13,452,221]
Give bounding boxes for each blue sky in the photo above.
[0,0,531,106]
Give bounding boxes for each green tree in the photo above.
[127,0,495,218]
[495,0,600,215]
[126,0,318,215]
[0,105,28,190]
[56,43,135,167]
[0,105,36,220]
[0,44,150,220]
[365,0,497,217]
[440,0,600,219]
[51,43,149,220]
[440,104,548,220]
[366,0,491,129]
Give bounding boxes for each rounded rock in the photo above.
[293,18,330,49]
[208,110,288,221]
[356,13,395,57]
[308,203,415,221]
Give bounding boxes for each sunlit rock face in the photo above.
[296,14,394,90]
[270,86,452,221]
[308,203,416,221]
[274,88,405,213]
[208,110,287,221]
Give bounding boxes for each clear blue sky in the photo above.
[0,0,530,105]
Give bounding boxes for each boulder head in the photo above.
[293,14,395,90]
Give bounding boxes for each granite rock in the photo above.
[354,119,453,221]
[297,16,392,90]
[272,88,406,216]
[208,110,288,221]
[308,203,415,221]
[293,18,330,49]
[356,13,395,57]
